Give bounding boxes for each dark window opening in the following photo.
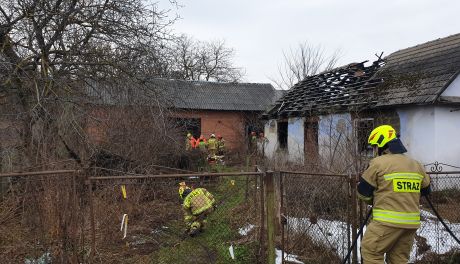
[354,118,374,157]
[277,121,288,150]
[173,118,201,138]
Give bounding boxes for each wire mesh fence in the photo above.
[0,170,264,264]
[2,167,460,264]
[0,171,85,263]
[279,172,352,263]
[88,172,264,264]
[413,171,460,264]
[278,170,460,264]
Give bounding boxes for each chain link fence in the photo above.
[0,170,264,264]
[2,166,460,264]
[413,171,460,263]
[280,171,352,263]
[0,171,85,263]
[88,172,264,264]
[278,169,460,264]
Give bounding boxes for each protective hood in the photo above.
[387,138,407,154]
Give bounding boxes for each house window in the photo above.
[277,121,288,150]
[304,120,319,158]
[354,118,374,157]
[173,118,201,138]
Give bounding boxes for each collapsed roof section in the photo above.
[266,59,385,118]
[266,33,460,119]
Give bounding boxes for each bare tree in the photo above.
[272,42,341,90]
[169,35,244,82]
[0,0,178,167]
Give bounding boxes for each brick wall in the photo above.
[174,110,248,150]
[86,107,259,152]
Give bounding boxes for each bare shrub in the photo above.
[0,174,84,263]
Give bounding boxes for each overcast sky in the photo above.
[162,0,460,86]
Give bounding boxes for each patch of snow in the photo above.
[275,248,304,264]
[24,252,51,264]
[411,210,460,261]
[238,224,255,236]
[287,216,351,258]
[286,209,460,262]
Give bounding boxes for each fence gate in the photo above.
[279,171,354,264]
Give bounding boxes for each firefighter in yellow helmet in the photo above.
[186,133,197,151]
[358,125,431,264]
[207,134,218,157]
[178,182,216,236]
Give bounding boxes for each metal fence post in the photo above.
[280,171,285,263]
[350,174,358,264]
[265,171,276,264]
[86,173,96,261]
[259,172,266,263]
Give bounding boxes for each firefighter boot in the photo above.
[189,221,201,237]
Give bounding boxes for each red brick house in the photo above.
[85,78,281,152]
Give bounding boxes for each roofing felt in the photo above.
[85,78,279,112]
[267,33,460,118]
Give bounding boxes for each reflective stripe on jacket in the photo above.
[183,188,215,216]
[360,153,430,228]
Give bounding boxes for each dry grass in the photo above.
[284,233,341,264]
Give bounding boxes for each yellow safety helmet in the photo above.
[178,182,191,199]
[187,133,192,138]
[368,125,397,148]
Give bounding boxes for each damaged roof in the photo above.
[267,33,460,118]
[86,78,280,112]
[266,60,385,117]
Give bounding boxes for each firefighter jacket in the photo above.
[208,138,218,150]
[358,153,430,229]
[198,139,207,151]
[186,136,196,150]
[183,188,215,219]
[217,139,225,151]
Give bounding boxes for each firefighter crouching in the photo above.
[179,182,216,236]
[358,125,431,264]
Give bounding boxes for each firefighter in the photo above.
[207,134,218,157]
[358,125,431,264]
[178,182,216,236]
[186,133,196,151]
[217,135,225,156]
[197,135,207,152]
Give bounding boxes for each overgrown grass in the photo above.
[148,176,259,264]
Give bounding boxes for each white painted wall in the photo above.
[433,107,460,167]
[318,113,353,162]
[441,74,460,97]
[397,106,436,165]
[264,119,278,159]
[287,117,304,162]
[398,105,460,168]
